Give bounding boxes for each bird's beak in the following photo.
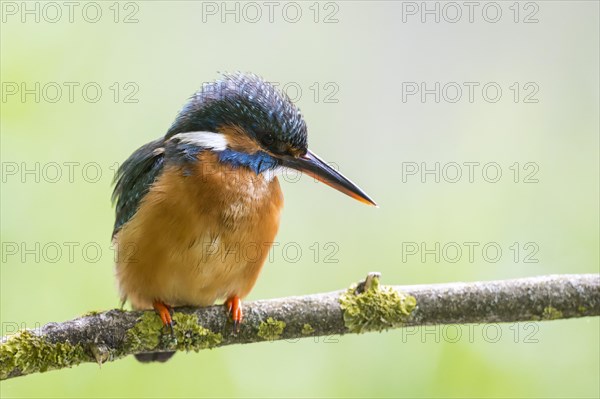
[281,149,377,206]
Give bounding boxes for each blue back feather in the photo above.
[112,138,165,236]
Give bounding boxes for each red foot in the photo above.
[226,295,243,332]
[153,301,173,331]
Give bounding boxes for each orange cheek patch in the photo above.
[218,124,263,154]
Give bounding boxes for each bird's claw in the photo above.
[226,296,243,334]
[153,301,174,335]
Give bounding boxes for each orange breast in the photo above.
[114,151,284,309]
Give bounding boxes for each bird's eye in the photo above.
[257,131,288,155]
[260,133,275,146]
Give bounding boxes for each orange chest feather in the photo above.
[115,152,284,308]
[151,152,284,230]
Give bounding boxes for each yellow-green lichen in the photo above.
[0,330,86,380]
[257,317,286,341]
[171,313,222,352]
[125,311,165,352]
[125,311,222,354]
[81,310,101,317]
[339,275,417,333]
[301,323,315,335]
[542,306,563,320]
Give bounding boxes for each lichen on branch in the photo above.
[339,272,417,333]
[1,273,598,380]
[0,330,87,380]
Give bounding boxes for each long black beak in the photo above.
[281,150,377,206]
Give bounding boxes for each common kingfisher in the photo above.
[112,73,376,362]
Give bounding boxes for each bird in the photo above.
[111,72,376,362]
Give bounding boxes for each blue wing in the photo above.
[112,138,165,237]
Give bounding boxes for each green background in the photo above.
[1,1,598,397]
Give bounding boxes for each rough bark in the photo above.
[1,273,598,380]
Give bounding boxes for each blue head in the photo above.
[167,73,307,159]
[165,73,376,206]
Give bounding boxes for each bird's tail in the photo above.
[134,352,175,363]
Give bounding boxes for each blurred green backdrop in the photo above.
[1,1,598,398]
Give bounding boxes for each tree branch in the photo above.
[2,273,599,380]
